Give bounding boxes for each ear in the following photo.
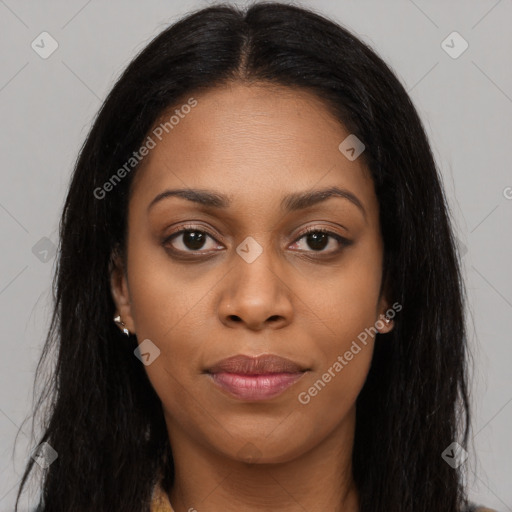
[109,247,136,335]
[376,298,395,334]
[376,273,395,335]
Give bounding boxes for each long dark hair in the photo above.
[14,2,471,511]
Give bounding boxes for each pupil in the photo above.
[183,230,205,250]
[308,232,328,251]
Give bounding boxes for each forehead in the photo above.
[130,82,377,219]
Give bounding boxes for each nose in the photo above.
[217,249,294,331]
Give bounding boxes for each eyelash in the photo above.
[162,224,351,258]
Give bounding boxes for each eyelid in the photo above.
[294,225,348,242]
[166,223,218,240]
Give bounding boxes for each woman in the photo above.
[14,2,495,511]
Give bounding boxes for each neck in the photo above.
[165,406,360,512]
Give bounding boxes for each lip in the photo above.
[205,354,308,401]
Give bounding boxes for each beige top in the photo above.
[150,481,497,512]
[150,481,174,512]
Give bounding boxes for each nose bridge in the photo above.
[232,234,281,299]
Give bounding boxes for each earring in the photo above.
[378,314,393,332]
[114,314,130,336]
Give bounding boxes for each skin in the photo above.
[110,81,394,512]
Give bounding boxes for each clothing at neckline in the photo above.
[149,479,497,512]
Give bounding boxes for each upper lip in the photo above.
[206,354,307,375]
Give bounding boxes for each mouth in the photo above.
[205,354,309,401]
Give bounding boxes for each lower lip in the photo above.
[209,372,305,401]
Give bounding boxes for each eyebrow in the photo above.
[147,185,366,219]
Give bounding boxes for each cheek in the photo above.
[124,243,214,402]
[299,246,383,345]
[292,342,373,452]
[126,234,213,341]
[291,246,382,412]
[293,277,380,436]
[125,251,207,421]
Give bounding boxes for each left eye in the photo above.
[291,228,348,253]
[163,227,348,255]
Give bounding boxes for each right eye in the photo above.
[162,226,224,255]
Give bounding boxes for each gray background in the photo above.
[0,0,511,510]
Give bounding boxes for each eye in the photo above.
[163,225,222,254]
[290,227,350,254]
[162,225,351,257]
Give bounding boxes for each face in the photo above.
[111,81,393,464]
